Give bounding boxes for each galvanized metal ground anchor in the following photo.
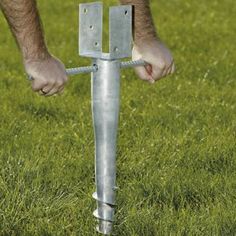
[77,2,145,235]
[29,2,146,235]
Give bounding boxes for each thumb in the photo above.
[134,65,155,83]
[31,77,47,92]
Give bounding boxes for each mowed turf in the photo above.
[0,0,235,235]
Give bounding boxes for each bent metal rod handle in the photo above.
[28,59,146,80]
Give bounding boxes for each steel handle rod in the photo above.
[120,59,146,69]
[67,59,146,75]
[66,65,98,75]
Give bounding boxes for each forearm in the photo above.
[119,0,157,45]
[0,0,49,61]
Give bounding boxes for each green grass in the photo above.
[0,0,235,235]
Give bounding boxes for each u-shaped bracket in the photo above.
[79,2,132,60]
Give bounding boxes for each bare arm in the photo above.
[120,0,157,45]
[0,0,49,60]
[119,0,175,82]
[0,0,68,96]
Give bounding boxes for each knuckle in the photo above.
[57,80,64,87]
[64,76,68,83]
[45,91,54,97]
[48,82,56,88]
[158,62,166,70]
[166,67,171,75]
[60,75,68,83]
[37,79,47,87]
[55,81,61,87]
[171,65,175,74]
[49,80,55,86]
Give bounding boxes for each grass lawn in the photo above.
[0,0,235,235]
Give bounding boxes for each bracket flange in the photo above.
[79,2,132,60]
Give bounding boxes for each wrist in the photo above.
[22,45,50,63]
[134,35,160,48]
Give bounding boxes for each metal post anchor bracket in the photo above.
[28,2,146,235]
[79,2,133,234]
[79,2,132,60]
[78,2,144,235]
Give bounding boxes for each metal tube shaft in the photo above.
[91,59,120,235]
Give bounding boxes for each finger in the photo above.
[167,61,175,75]
[44,78,66,96]
[145,64,153,76]
[40,84,54,94]
[57,84,65,94]
[58,88,64,95]
[63,75,69,83]
[164,64,173,77]
[39,90,47,96]
[135,66,154,83]
[152,66,164,81]
[163,60,175,77]
[171,63,175,74]
[166,66,172,75]
[145,64,156,83]
[166,60,174,75]
[44,87,59,97]
[31,78,48,92]
[162,66,169,78]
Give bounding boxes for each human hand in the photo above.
[132,39,175,83]
[24,55,68,96]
